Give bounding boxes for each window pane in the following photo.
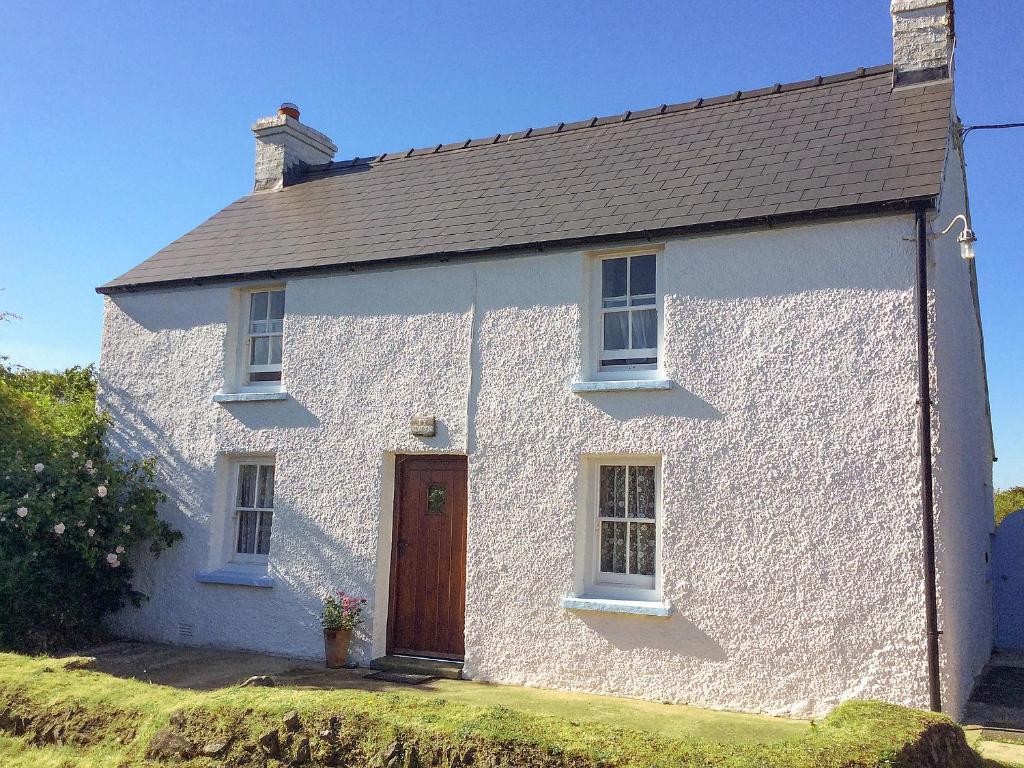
[599,465,626,518]
[256,465,275,508]
[600,521,627,573]
[250,336,270,365]
[236,509,258,554]
[269,290,286,320]
[269,335,283,366]
[630,522,656,576]
[631,309,657,350]
[252,319,279,335]
[256,511,273,555]
[630,254,656,297]
[603,312,629,351]
[249,292,269,327]
[628,466,656,519]
[601,258,627,300]
[250,370,282,382]
[236,464,257,508]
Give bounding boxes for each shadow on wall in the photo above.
[112,288,228,333]
[99,378,198,532]
[219,399,321,431]
[580,386,724,422]
[98,372,375,661]
[249,497,376,661]
[673,221,913,301]
[572,611,727,661]
[98,377,216,638]
[994,510,1024,651]
[111,473,377,660]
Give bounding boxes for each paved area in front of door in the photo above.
[965,649,1024,766]
[74,640,807,745]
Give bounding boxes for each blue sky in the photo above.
[0,1,1021,488]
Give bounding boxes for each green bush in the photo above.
[995,486,1024,527]
[0,364,180,651]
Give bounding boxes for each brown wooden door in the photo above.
[388,455,468,660]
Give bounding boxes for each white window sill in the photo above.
[561,596,672,617]
[212,391,288,403]
[195,569,274,588]
[570,379,673,393]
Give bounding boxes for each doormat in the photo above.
[363,671,437,685]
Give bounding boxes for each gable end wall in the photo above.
[929,119,996,719]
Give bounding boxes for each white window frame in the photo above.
[575,454,663,601]
[233,285,286,393]
[585,247,665,382]
[227,457,276,566]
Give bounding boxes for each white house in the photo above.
[97,1,994,719]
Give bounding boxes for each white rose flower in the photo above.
[115,545,125,554]
[16,507,28,518]
[72,451,79,458]
[106,553,118,564]
[77,521,85,527]
[87,529,95,537]
[111,560,121,568]
[54,523,66,535]
[97,485,108,498]
[34,463,44,473]
[85,460,93,470]
[123,524,131,532]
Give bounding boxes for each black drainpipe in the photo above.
[914,203,942,713]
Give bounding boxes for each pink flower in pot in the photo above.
[320,590,367,669]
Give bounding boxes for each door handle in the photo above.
[397,539,409,556]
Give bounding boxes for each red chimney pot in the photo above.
[278,103,300,120]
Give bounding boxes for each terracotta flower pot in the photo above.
[323,628,353,668]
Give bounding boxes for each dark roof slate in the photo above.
[100,65,952,292]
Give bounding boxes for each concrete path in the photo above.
[78,640,323,689]
[965,649,1024,766]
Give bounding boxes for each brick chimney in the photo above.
[891,0,955,86]
[252,103,337,192]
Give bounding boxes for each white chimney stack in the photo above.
[891,0,955,86]
[252,103,337,192]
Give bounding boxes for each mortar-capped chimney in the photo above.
[252,103,336,192]
[891,0,955,86]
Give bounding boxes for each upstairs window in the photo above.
[598,254,659,372]
[232,460,275,561]
[245,289,285,385]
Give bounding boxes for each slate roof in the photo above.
[99,64,953,293]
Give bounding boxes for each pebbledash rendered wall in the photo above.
[929,127,995,718]
[102,214,953,718]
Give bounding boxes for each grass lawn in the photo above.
[0,651,995,767]
[402,676,808,743]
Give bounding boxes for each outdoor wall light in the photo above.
[937,214,978,260]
